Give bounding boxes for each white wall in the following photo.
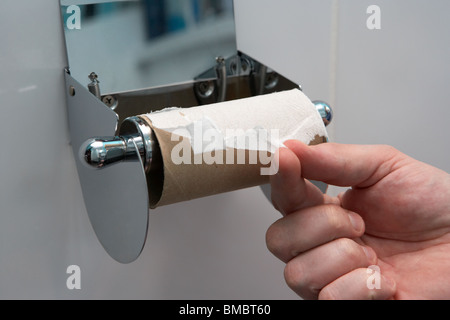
[1,0,448,299]
[235,0,450,175]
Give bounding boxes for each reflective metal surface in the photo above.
[120,116,156,173]
[83,115,158,174]
[215,56,227,102]
[106,53,302,122]
[87,72,101,99]
[65,72,149,263]
[61,0,236,94]
[313,100,333,127]
[83,136,138,168]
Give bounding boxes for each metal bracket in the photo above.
[65,72,150,264]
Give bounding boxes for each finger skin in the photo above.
[270,147,325,215]
[266,204,365,263]
[319,268,397,300]
[268,141,405,300]
[284,140,405,188]
[284,238,378,300]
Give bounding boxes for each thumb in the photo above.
[284,140,405,188]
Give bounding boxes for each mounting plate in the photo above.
[65,71,149,263]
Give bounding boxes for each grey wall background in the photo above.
[235,0,450,175]
[0,0,448,299]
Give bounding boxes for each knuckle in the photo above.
[378,145,404,163]
[322,205,346,234]
[335,238,360,260]
[379,144,398,154]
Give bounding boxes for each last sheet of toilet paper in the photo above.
[140,89,328,208]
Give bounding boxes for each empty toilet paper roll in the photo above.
[139,89,328,208]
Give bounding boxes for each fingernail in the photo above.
[363,246,377,263]
[348,212,364,233]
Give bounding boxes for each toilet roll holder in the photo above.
[79,53,333,172]
[64,52,332,263]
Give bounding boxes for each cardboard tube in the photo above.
[139,89,327,208]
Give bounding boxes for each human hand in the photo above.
[266,141,450,299]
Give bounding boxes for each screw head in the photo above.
[195,81,215,99]
[88,72,99,82]
[264,72,279,90]
[69,86,76,96]
[216,56,225,64]
[102,95,117,109]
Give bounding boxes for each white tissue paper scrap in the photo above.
[144,89,327,155]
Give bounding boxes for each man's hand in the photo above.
[266,141,450,299]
